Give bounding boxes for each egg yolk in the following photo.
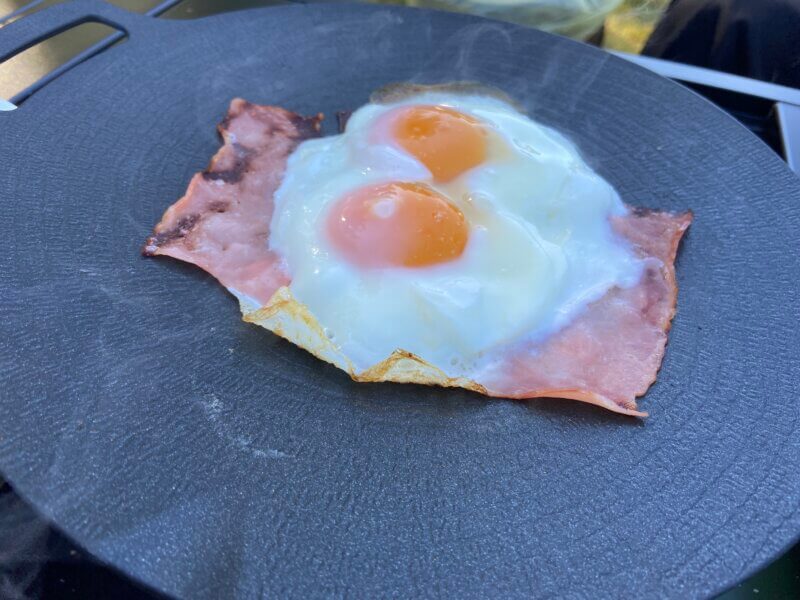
[393,106,487,182]
[326,182,469,268]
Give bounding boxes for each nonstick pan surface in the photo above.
[1,1,799,598]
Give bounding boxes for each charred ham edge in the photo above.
[143,98,322,304]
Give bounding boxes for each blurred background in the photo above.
[1,0,798,598]
[0,0,674,101]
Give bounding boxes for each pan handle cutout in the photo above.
[0,0,174,108]
[0,21,128,107]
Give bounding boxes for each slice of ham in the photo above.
[480,208,692,417]
[143,99,322,303]
[145,99,690,417]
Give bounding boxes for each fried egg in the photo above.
[267,88,642,376]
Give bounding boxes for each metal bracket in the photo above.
[614,51,800,175]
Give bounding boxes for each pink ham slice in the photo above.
[144,99,691,417]
[481,208,692,417]
[143,98,322,303]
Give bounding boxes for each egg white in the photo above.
[269,91,642,374]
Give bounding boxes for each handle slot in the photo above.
[0,0,179,108]
[0,20,127,106]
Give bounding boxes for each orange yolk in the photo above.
[326,182,469,268]
[392,106,487,182]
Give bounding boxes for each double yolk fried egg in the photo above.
[262,90,642,377]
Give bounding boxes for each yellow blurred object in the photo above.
[368,0,669,50]
[604,0,669,53]
[396,0,624,40]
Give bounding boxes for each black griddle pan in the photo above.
[1,1,799,598]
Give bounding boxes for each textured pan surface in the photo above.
[1,3,799,599]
